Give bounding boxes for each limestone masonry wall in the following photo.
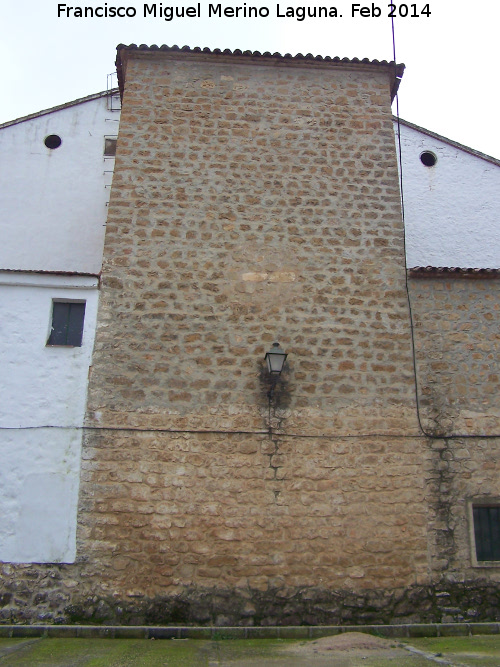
[77,51,426,606]
[409,275,500,436]
[77,432,427,592]
[410,275,500,607]
[86,52,417,434]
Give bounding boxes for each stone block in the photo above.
[77,626,114,638]
[114,627,148,639]
[148,627,180,639]
[279,626,311,639]
[408,624,438,638]
[11,626,46,637]
[438,624,470,637]
[47,626,78,638]
[246,627,279,639]
[470,623,499,635]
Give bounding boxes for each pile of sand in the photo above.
[287,631,394,655]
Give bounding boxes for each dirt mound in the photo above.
[287,631,393,654]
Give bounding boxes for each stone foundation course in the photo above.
[2,569,500,627]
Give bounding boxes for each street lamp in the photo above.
[264,342,287,376]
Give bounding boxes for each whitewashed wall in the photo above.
[0,95,118,274]
[0,274,99,563]
[395,120,500,268]
[0,94,118,564]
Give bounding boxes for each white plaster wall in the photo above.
[0,274,99,563]
[0,430,83,563]
[0,96,119,273]
[395,121,500,268]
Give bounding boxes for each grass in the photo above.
[0,638,293,666]
[407,635,500,666]
[0,634,500,666]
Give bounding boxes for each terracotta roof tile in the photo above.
[116,43,404,99]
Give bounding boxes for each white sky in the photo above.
[2,0,500,159]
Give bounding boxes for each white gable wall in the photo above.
[396,121,500,268]
[0,95,118,274]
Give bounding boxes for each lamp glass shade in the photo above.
[265,343,287,375]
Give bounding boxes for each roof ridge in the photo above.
[115,43,404,100]
[117,42,401,67]
[0,89,119,129]
[395,117,500,167]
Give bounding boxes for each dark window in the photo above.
[104,138,117,156]
[473,506,500,561]
[44,135,62,149]
[420,151,437,167]
[47,301,86,347]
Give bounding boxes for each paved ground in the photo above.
[1,631,500,666]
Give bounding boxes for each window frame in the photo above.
[468,499,500,568]
[104,136,117,157]
[46,299,86,348]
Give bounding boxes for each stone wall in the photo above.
[3,562,500,626]
[409,273,500,597]
[424,436,500,585]
[76,49,426,609]
[77,431,428,592]
[86,50,417,435]
[409,273,500,436]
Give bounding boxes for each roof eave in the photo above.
[394,116,500,167]
[0,90,118,130]
[409,267,500,277]
[116,43,404,101]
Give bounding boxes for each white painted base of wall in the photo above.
[0,428,82,563]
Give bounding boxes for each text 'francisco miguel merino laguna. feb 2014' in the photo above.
[56,3,432,20]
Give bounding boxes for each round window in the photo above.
[420,151,437,167]
[44,135,62,149]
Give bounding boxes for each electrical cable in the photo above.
[2,423,499,440]
[391,13,427,435]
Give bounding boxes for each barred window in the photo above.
[473,506,500,562]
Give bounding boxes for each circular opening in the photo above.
[44,135,62,149]
[420,151,437,167]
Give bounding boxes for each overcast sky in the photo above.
[2,0,500,159]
